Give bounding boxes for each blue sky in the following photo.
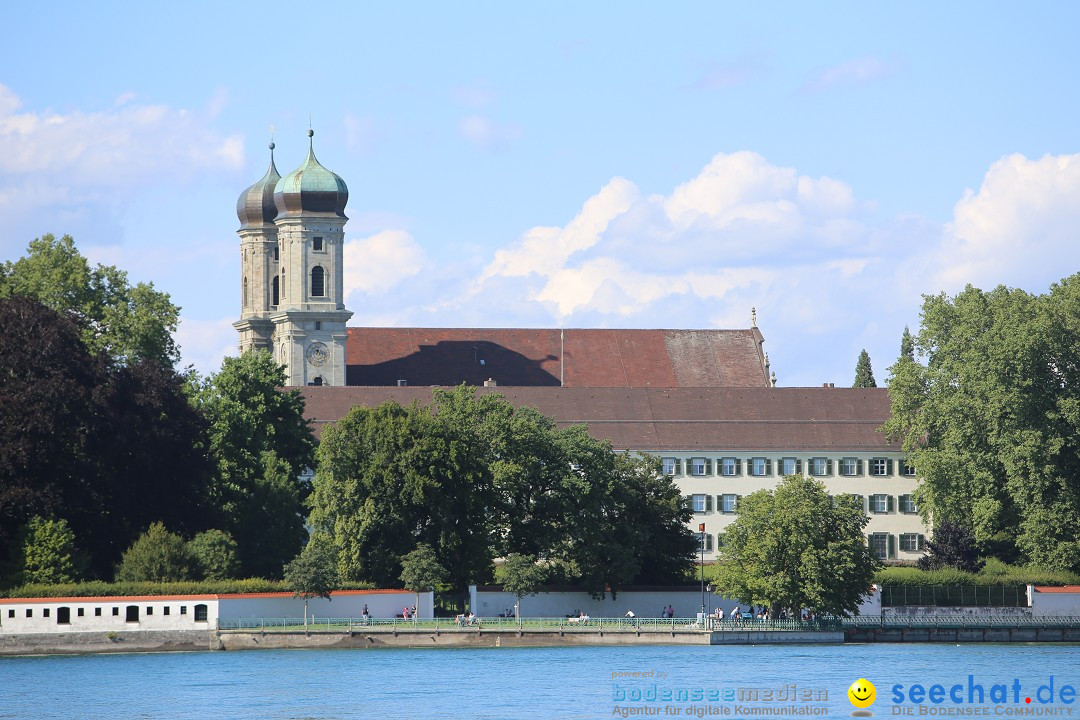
[2,2,1078,386]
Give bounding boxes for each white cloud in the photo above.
[458,114,523,150]
[175,315,238,377]
[933,152,1080,291]
[803,56,894,92]
[343,230,428,298]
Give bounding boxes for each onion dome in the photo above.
[236,142,282,228]
[273,130,348,218]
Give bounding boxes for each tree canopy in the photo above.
[712,475,876,617]
[399,543,447,616]
[853,349,877,388]
[500,553,547,617]
[115,523,195,582]
[309,386,695,595]
[284,534,340,625]
[884,276,1080,571]
[194,351,316,578]
[0,234,180,367]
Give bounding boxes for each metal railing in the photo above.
[215,615,1080,633]
[880,585,1027,607]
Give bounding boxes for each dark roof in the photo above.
[345,328,770,388]
[298,386,896,453]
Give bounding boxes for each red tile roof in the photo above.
[344,328,770,388]
[298,386,896,453]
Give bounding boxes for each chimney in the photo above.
[484,378,497,387]
[397,379,407,387]
[822,382,835,388]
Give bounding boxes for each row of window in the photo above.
[686,493,918,514]
[696,532,926,557]
[8,604,208,624]
[664,457,916,479]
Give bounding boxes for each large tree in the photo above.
[309,386,695,595]
[0,297,209,579]
[195,351,316,578]
[713,475,876,618]
[853,349,877,388]
[0,234,180,367]
[884,277,1080,571]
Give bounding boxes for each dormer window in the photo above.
[312,236,323,251]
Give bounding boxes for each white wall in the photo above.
[217,590,432,620]
[1029,586,1080,617]
[0,597,218,635]
[470,586,741,618]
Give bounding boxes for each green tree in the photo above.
[196,351,315,578]
[853,349,877,388]
[399,544,447,620]
[884,278,1080,571]
[17,516,84,584]
[499,553,547,619]
[713,476,876,618]
[283,533,340,627]
[917,521,984,573]
[0,297,210,580]
[115,523,195,582]
[900,325,915,361]
[0,234,180,367]
[310,387,695,596]
[187,529,240,580]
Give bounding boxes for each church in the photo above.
[234,134,927,563]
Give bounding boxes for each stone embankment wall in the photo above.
[0,630,213,656]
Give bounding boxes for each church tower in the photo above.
[235,131,353,386]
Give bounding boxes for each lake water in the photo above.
[1,643,1077,719]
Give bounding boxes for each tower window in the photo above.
[281,268,286,299]
[311,266,325,297]
[271,276,279,306]
[312,236,323,251]
[274,246,279,261]
[315,321,321,330]
[243,277,248,307]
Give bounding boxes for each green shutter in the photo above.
[918,534,926,551]
[735,459,742,476]
[826,459,832,475]
[886,459,894,476]
[765,458,772,475]
[705,494,713,512]
[717,495,724,512]
[888,534,896,560]
[887,495,894,513]
[705,534,713,551]
[856,459,863,476]
[795,458,802,475]
[705,458,712,475]
[675,459,682,475]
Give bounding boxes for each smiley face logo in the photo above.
[848,678,876,712]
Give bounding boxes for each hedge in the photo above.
[1,578,376,599]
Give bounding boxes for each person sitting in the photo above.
[625,609,635,618]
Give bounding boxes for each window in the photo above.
[243,277,248,307]
[311,376,323,387]
[146,607,153,616]
[691,494,712,513]
[112,607,120,616]
[720,494,738,514]
[180,606,187,615]
[809,457,831,476]
[314,321,321,330]
[43,608,50,618]
[194,604,208,622]
[26,609,32,618]
[870,494,891,514]
[6,609,12,619]
[95,608,102,617]
[900,533,925,552]
[271,275,279,306]
[690,457,710,476]
[126,605,139,622]
[57,607,70,624]
[312,236,324,251]
[281,268,286,299]
[870,458,892,477]
[311,266,325,297]
[274,245,279,261]
[749,457,770,477]
[780,457,800,476]
[77,608,84,617]
[870,533,893,560]
[898,494,918,514]
[839,458,861,477]
[901,461,916,477]
[697,532,714,552]
[164,607,170,616]
[661,458,677,476]
[719,458,740,476]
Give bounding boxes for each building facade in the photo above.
[235,139,927,562]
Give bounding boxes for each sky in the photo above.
[2,2,1078,387]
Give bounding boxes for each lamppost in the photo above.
[698,523,706,617]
